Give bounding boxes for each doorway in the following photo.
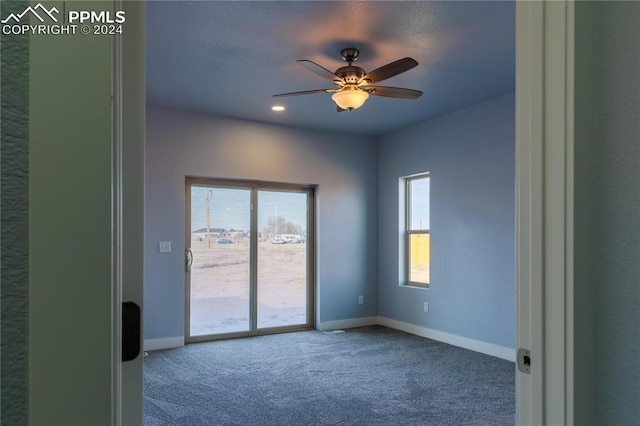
[185,178,315,342]
[113,3,584,423]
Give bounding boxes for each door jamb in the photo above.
[516,1,587,424]
[113,0,588,423]
[113,1,145,425]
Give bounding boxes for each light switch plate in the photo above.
[159,241,172,253]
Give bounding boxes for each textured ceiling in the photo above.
[146,1,515,136]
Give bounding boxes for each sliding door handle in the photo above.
[185,248,193,271]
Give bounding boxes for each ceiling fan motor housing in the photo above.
[335,65,366,84]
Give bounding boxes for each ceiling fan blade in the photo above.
[360,58,419,84]
[297,60,344,83]
[273,89,333,97]
[367,86,423,99]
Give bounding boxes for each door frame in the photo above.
[184,177,316,343]
[116,0,590,423]
[114,1,145,425]
[515,1,594,424]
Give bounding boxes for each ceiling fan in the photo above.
[273,48,423,111]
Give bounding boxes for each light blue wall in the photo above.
[594,2,640,423]
[145,107,378,339]
[377,93,515,348]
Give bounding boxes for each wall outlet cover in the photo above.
[159,241,172,253]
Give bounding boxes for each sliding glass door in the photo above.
[187,186,251,337]
[186,179,314,342]
[257,190,309,329]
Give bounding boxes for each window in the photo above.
[405,174,430,287]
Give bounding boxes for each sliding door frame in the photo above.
[185,177,316,343]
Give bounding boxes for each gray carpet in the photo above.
[144,326,515,425]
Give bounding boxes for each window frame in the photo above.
[404,173,430,288]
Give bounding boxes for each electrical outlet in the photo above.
[358,295,364,305]
[424,302,429,312]
[159,241,172,253]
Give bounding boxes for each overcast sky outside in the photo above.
[191,186,307,234]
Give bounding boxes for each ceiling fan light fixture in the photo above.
[273,49,421,111]
[331,87,369,111]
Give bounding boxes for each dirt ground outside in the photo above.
[189,238,308,336]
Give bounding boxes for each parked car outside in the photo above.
[271,234,305,244]
[217,238,233,244]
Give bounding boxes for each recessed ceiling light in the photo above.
[271,105,286,112]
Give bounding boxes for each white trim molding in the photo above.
[516,1,595,424]
[144,336,185,352]
[515,1,545,423]
[111,4,124,423]
[378,317,515,362]
[318,316,515,362]
[316,317,378,331]
[118,1,146,424]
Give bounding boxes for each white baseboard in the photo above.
[317,316,378,331]
[377,316,515,362]
[143,336,184,351]
[144,319,514,361]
